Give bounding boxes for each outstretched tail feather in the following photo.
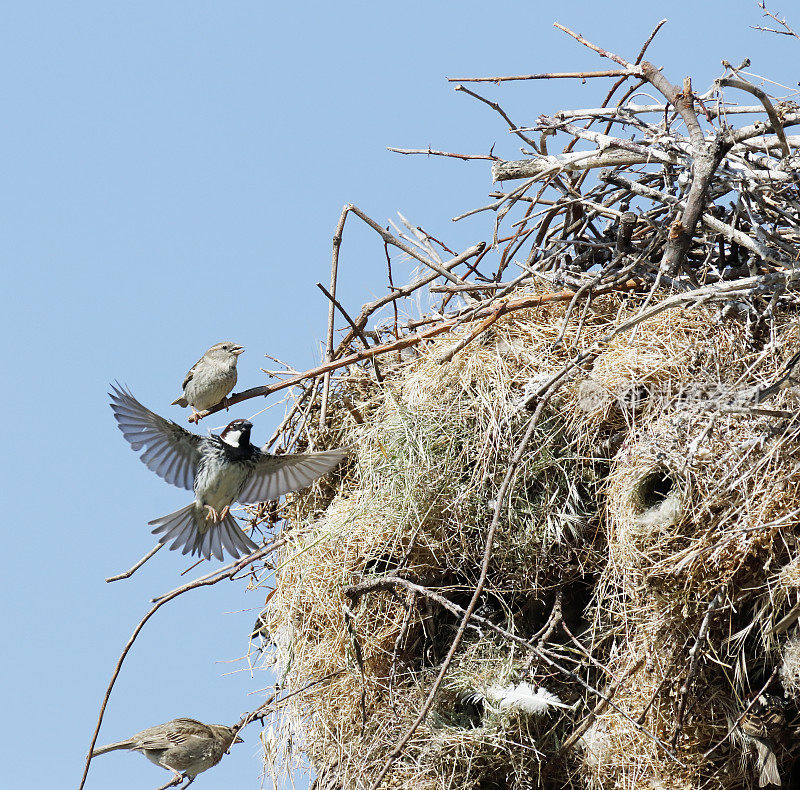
[172,395,188,407]
[219,519,243,557]
[224,517,258,557]
[92,740,135,757]
[149,505,258,561]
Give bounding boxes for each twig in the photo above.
[672,589,725,747]
[316,281,383,382]
[717,77,791,158]
[447,69,638,82]
[702,666,781,760]
[387,146,499,161]
[558,659,645,754]
[105,543,164,583]
[234,673,342,733]
[320,206,347,428]
[190,280,641,421]
[635,19,668,63]
[753,1,800,38]
[554,22,642,71]
[453,83,540,152]
[437,302,507,364]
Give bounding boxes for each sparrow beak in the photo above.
[234,735,244,744]
[233,346,245,356]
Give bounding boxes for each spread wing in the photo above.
[109,383,202,491]
[237,448,346,504]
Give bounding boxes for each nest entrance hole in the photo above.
[631,467,685,529]
[636,470,675,511]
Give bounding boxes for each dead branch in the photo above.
[387,146,499,161]
[78,539,284,790]
[447,69,638,82]
[105,543,164,583]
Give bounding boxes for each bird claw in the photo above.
[188,408,209,424]
[203,505,230,523]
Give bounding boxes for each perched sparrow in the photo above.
[92,717,242,784]
[110,384,346,561]
[172,342,245,417]
[740,693,787,788]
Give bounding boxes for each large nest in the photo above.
[238,20,800,790]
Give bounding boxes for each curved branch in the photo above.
[717,77,791,158]
[78,540,282,790]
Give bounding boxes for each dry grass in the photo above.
[253,288,800,789]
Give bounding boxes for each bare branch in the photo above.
[447,69,638,82]
[105,543,164,583]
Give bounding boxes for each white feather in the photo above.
[485,682,568,715]
[221,428,242,447]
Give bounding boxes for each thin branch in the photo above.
[189,280,640,421]
[453,83,540,152]
[702,666,781,760]
[105,543,164,583]
[316,281,383,382]
[387,146,498,161]
[447,69,638,82]
[437,302,507,364]
[558,659,645,755]
[78,541,281,790]
[320,206,347,428]
[672,589,726,747]
[554,22,641,71]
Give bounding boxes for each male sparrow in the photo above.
[739,693,787,788]
[110,384,346,561]
[92,717,242,785]
[172,341,245,417]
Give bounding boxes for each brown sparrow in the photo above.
[172,342,245,418]
[739,693,787,788]
[92,717,242,785]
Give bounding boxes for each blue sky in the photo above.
[2,2,798,788]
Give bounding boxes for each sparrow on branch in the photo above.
[92,717,242,785]
[172,341,245,418]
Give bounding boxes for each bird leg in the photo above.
[153,770,184,790]
[203,505,230,523]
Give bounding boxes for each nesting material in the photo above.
[242,30,800,788]
[253,290,800,789]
